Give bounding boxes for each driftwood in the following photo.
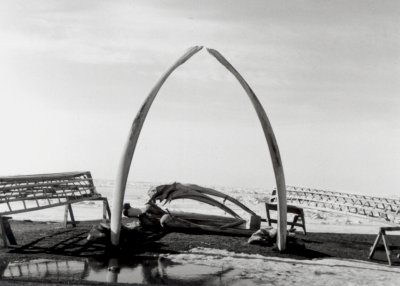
[111,47,287,250]
[124,203,247,229]
[160,214,255,236]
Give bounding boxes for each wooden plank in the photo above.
[1,192,95,203]
[0,217,9,247]
[161,214,255,236]
[102,198,111,222]
[284,186,400,205]
[2,218,16,245]
[64,204,69,228]
[0,195,102,216]
[381,232,392,266]
[0,171,91,183]
[0,216,17,246]
[283,196,398,216]
[0,180,94,192]
[267,218,304,228]
[68,204,77,227]
[368,231,382,260]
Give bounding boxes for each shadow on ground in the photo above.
[3,220,400,266]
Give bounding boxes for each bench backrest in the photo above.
[0,171,100,216]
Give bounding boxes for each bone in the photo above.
[110,46,203,246]
[207,48,287,251]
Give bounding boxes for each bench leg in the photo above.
[0,217,17,247]
[381,232,392,266]
[102,199,111,222]
[290,215,299,231]
[64,203,77,227]
[0,218,8,248]
[301,212,306,235]
[265,204,272,227]
[368,231,382,260]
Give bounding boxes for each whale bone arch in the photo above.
[110,46,287,251]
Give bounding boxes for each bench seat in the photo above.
[0,171,110,247]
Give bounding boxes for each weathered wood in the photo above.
[0,172,110,244]
[103,198,111,222]
[368,231,382,259]
[63,204,69,228]
[123,205,248,229]
[275,186,400,223]
[381,231,392,266]
[0,216,17,246]
[0,171,91,183]
[68,204,77,227]
[0,196,102,216]
[160,214,255,236]
[110,46,203,246]
[1,192,98,204]
[368,227,400,265]
[169,212,242,223]
[63,203,77,227]
[207,48,287,251]
[265,203,306,234]
[0,179,93,192]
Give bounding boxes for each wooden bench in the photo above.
[368,226,400,266]
[0,171,110,247]
[265,202,306,234]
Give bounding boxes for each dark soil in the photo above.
[1,219,399,266]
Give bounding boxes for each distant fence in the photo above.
[271,186,400,224]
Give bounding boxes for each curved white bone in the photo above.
[151,191,242,219]
[207,48,287,251]
[149,182,257,216]
[110,46,203,246]
[111,47,287,251]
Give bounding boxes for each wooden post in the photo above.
[103,198,111,223]
[369,231,382,260]
[64,203,77,227]
[0,216,17,247]
[381,231,392,266]
[68,204,77,227]
[110,46,203,246]
[64,204,69,228]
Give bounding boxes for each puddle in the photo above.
[0,256,262,285]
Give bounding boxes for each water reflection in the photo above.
[0,255,259,285]
[1,259,88,280]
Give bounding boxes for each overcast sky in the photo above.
[0,0,399,195]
